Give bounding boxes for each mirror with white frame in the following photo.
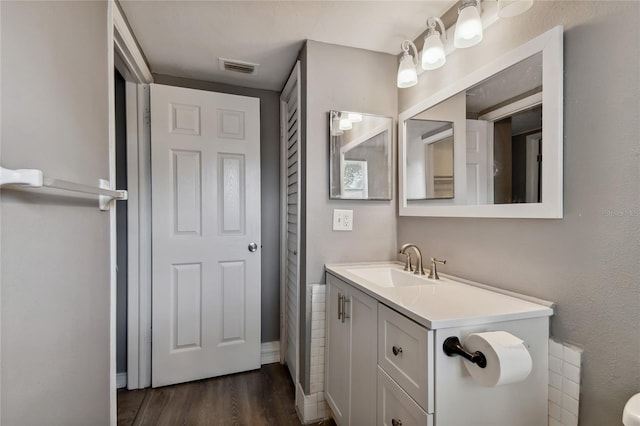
[329,110,393,200]
[399,26,563,218]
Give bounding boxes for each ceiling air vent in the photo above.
[218,58,260,76]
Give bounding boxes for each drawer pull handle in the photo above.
[392,346,403,356]
[392,419,403,426]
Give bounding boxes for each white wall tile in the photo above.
[563,345,582,367]
[561,409,578,426]
[317,403,327,418]
[563,378,580,400]
[549,385,562,406]
[548,338,582,426]
[562,394,579,416]
[549,340,564,358]
[549,402,562,421]
[304,401,318,420]
[549,417,563,426]
[549,371,563,390]
[301,284,329,422]
[563,362,580,384]
[549,355,563,374]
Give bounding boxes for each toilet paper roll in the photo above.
[462,331,533,387]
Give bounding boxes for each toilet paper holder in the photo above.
[443,336,487,368]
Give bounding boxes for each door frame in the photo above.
[109,2,153,421]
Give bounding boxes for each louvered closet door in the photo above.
[281,63,300,383]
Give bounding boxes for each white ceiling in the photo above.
[119,1,457,91]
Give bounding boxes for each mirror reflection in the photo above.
[405,52,543,206]
[329,110,392,200]
[406,120,454,200]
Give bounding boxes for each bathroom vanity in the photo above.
[324,262,553,426]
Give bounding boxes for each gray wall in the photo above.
[300,40,398,392]
[398,2,640,425]
[152,74,281,343]
[1,1,111,424]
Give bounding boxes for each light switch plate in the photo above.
[333,209,353,231]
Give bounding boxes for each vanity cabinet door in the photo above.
[349,285,378,426]
[325,274,378,426]
[326,276,350,425]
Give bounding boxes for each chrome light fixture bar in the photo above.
[497,0,534,18]
[397,0,534,89]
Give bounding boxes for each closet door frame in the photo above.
[110,0,154,415]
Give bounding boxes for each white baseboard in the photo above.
[296,381,331,424]
[116,372,127,389]
[261,341,280,365]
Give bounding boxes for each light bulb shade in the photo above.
[497,0,533,18]
[397,53,418,88]
[421,32,446,70]
[454,2,483,48]
[339,114,352,130]
[347,113,363,123]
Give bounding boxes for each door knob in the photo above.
[248,242,258,252]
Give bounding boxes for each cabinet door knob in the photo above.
[392,419,403,426]
[392,346,403,356]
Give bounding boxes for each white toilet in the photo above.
[623,393,640,426]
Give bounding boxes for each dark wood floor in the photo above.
[118,363,335,426]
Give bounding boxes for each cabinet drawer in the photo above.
[378,304,433,413]
[377,367,433,426]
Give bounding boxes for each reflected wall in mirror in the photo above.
[329,110,392,200]
[406,119,454,200]
[399,26,563,218]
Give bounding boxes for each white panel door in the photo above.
[466,119,492,205]
[151,84,261,387]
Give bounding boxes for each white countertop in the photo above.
[325,262,553,329]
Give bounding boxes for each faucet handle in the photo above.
[428,258,446,280]
[401,252,414,272]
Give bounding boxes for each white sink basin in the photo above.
[345,266,437,288]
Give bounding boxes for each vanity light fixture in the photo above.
[497,0,534,18]
[421,17,447,71]
[454,0,483,49]
[397,40,419,88]
[339,112,352,131]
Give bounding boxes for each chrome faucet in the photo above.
[399,243,425,275]
[428,258,447,280]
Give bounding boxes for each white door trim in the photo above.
[112,1,153,84]
[125,84,152,390]
[109,0,154,410]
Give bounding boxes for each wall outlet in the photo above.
[333,209,353,231]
